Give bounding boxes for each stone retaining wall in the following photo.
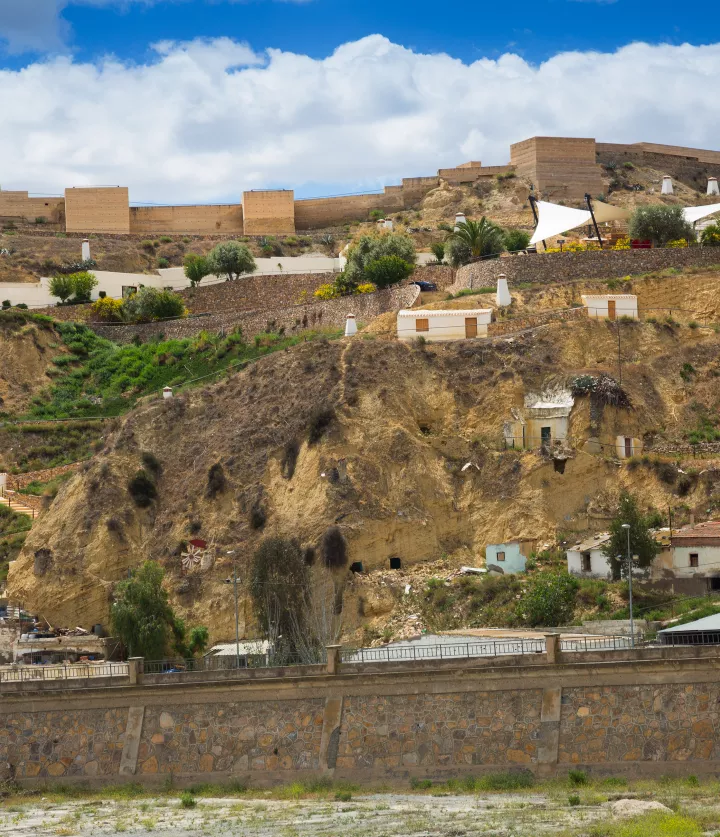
[5,646,720,785]
[89,284,420,344]
[488,306,586,337]
[8,462,83,491]
[648,441,720,457]
[452,248,720,292]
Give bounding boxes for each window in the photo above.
[496,551,505,562]
[389,557,402,570]
[689,553,699,568]
[415,318,429,333]
[350,561,364,574]
[581,555,591,573]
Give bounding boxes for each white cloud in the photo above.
[1,35,719,203]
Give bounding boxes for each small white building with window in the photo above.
[397,308,492,342]
[671,521,720,588]
[567,533,613,578]
[581,294,638,321]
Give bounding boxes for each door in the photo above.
[465,317,478,338]
[624,437,633,458]
[607,300,616,321]
[541,426,551,445]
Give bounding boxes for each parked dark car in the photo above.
[410,280,437,292]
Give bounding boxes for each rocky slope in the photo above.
[7,290,720,641]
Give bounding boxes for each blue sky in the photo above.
[0,0,706,68]
[0,0,718,203]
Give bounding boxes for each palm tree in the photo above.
[446,217,505,259]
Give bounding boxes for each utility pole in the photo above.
[225,550,240,668]
[621,524,634,647]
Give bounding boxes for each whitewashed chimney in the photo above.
[496,274,512,307]
[162,386,173,400]
[661,176,673,195]
[344,314,357,337]
[708,177,719,196]
[384,219,394,230]
[454,212,466,231]
[81,239,91,261]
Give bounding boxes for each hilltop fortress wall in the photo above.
[2,137,719,235]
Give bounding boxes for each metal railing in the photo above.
[144,651,325,676]
[559,635,634,652]
[341,638,547,664]
[0,661,128,688]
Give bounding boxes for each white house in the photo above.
[567,533,613,578]
[671,521,720,589]
[397,308,492,342]
[581,294,638,321]
[504,388,574,450]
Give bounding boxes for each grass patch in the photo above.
[448,287,495,299]
[587,811,702,837]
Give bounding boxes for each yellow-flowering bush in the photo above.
[90,296,123,322]
[667,238,689,248]
[612,237,631,250]
[313,284,340,300]
[355,283,375,294]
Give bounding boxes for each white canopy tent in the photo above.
[529,200,631,246]
[683,203,720,225]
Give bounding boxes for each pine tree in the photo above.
[602,492,660,580]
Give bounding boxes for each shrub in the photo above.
[628,205,695,247]
[445,237,472,268]
[321,525,347,569]
[313,283,340,300]
[355,283,375,294]
[308,405,334,444]
[49,274,76,303]
[179,792,197,808]
[281,438,300,479]
[127,469,157,508]
[249,502,266,529]
[159,236,173,244]
[568,769,588,786]
[141,240,155,250]
[69,271,98,303]
[368,209,384,221]
[91,297,123,322]
[430,242,445,263]
[345,233,416,283]
[667,238,689,248]
[568,794,581,806]
[157,257,170,269]
[250,537,309,638]
[363,255,414,289]
[206,463,226,498]
[503,228,531,252]
[183,253,211,288]
[121,287,186,322]
[518,573,579,627]
[141,451,162,475]
[206,241,256,281]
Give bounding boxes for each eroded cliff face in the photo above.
[7,318,720,640]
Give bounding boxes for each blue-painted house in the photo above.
[485,539,537,574]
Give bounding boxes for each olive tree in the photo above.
[207,241,256,281]
[628,205,695,246]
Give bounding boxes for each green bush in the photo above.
[157,257,169,269]
[345,233,416,284]
[518,572,579,627]
[430,242,445,263]
[445,236,472,268]
[159,236,173,244]
[206,241,256,281]
[363,255,414,289]
[121,287,186,322]
[628,205,695,246]
[49,274,76,303]
[368,209,384,221]
[503,228,531,252]
[127,470,158,508]
[179,791,197,808]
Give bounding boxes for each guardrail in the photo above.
[559,635,634,652]
[144,652,323,675]
[0,661,128,689]
[341,638,547,664]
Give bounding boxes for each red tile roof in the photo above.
[671,521,720,546]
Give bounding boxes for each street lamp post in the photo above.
[621,524,634,647]
[225,550,240,668]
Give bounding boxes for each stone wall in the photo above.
[452,248,720,292]
[89,284,420,344]
[130,204,244,234]
[5,646,720,785]
[487,306,585,337]
[64,188,130,234]
[7,462,83,491]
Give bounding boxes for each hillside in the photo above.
[6,275,720,642]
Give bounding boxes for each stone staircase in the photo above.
[0,490,37,519]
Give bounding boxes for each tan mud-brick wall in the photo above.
[336,690,542,770]
[294,191,404,229]
[0,708,127,779]
[0,191,65,223]
[130,204,243,234]
[65,187,130,234]
[137,699,324,774]
[243,190,295,235]
[510,137,604,201]
[558,683,720,764]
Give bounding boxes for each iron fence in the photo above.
[341,638,547,664]
[559,635,634,652]
[144,651,325,676]
[0,661,128,688]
